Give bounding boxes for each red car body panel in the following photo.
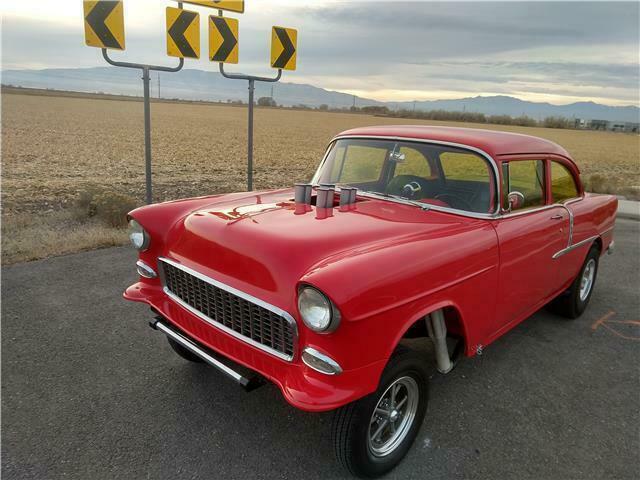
[124,126,617,412]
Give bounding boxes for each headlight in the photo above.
[128,219,150,251]
[298,286,340,333]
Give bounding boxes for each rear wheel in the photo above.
[332,347,428,478]
[549,244,600,319]
[167,337,204,363]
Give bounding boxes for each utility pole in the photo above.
[158,72,161,99]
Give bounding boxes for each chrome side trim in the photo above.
[313,135,501,220]
[136,260,157,278]
[552,235,598,259]
[158,257,297,362]
[302,347,343,375]
[552,225,615,260]
[601,226,615,237]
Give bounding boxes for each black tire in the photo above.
[167,337,204,363]
[548,244,600,319]
[332,346,428,478]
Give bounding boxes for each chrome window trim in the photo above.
[498,203,558,219]
[313,136,593,223]
[557,203,575,247]
[312,135,501,220]
[563,196,584,206]
[158,256,298,362]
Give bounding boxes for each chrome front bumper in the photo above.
[150,317,264,391]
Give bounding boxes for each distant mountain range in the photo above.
[2,67,639,123]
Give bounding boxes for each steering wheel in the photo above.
[434,193,475,211]
[386,175,426,197]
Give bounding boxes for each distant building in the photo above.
[589,119,609,130]
[573,119,639,133]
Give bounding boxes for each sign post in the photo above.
[214,14,297,191]
[84,0,296,196]
[83,1,193,204]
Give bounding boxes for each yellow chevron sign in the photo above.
[166,7,200,59]
[271,26,297,71]
[209,16,239,64]
[181,1,244,13]
[83,1,125,50]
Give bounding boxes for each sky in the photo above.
[2,1,639,106]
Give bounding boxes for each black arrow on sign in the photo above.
[273,27,295,69]
[86,1,122,49]
[211,17,237,62]
[168,10,198,58]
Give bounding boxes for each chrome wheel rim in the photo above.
[579,259,596,301]
[367,376,419,457]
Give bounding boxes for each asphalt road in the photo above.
[2,219,639,480]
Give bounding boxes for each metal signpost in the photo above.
[83,1,195,204]
[214,17,297,191]
[84,0,297,197]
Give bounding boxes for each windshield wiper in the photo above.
[367,191,430,211]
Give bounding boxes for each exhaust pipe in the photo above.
[294,183,313,205]
[426,309,453,374]
[316,186,335,209]
[339,188,351,207]
[341,187,358,207]
[348,187,358,204]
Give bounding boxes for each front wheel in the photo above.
[332,346,428,478]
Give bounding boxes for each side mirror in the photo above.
[507,191,525,211]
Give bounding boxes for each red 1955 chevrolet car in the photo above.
[124,126,616,477]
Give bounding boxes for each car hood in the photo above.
[163,189,474,309]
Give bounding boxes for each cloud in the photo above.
[1,1,638,106]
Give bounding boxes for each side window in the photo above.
[440,152,489,182]
[551,161,579,202]
[508,160,545,210]
[394,147,433,178]
[331,145,386,183]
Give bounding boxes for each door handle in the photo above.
[550,214,564,220]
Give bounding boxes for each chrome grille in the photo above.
[159,258,296,361]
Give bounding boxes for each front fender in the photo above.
[299,219,499,371]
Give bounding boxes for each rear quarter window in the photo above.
[551,161,579,202]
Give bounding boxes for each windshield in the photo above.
[312,138,496,214]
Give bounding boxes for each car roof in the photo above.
[335,125,573,160]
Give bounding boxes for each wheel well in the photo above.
[593,237,603,254]
[401,306,466,347]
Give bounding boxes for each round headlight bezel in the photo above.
[128,218,150,251]
[297,286,341,333]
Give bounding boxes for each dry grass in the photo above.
[2,91,639,264]
[1,210,128,264]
